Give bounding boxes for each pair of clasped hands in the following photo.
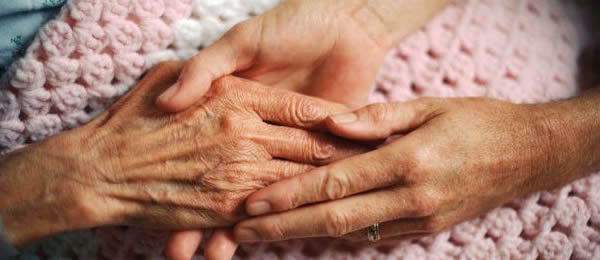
[141,1,586,259]
[2,0,595,259]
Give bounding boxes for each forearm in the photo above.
[536,89,600,190]
[350,0,451,48]
[0,138,93,246]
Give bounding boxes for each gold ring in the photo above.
[367,223,381,241]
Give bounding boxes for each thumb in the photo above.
[156,27,256,112]
[325,98,443,141]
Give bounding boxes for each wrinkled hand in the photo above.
[156,0,390,111]
[0,62,368,246]
[234,98,580,242]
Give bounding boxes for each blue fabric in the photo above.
[0,0,67,76]
[0,214,18,259]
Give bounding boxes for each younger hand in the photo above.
[234,98,579,242]
[156,0,389,111]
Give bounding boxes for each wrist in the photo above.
[525,92,600,192]
[348,0,451,49]
[0,132,106,246]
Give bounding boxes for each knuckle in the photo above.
[230,138,258,154]
[232,138,256,154]
[310,137,335,162]
[323,210,352,237]
[413,189,443,216]
[321,170,350,200]
[365,104,391,125]
[396,152,420,184]
[228,138,269,162]
[403,146,438,183]
[290,98,326,126]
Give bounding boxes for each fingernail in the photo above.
[236,228,260,242]
[247,201,272,216]
[158,83,179,103]
[330,112,358,124]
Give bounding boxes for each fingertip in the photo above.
[325,113,373,140]
[246,200,272,216]
[245,179,298,216]
[156,62,213,112]
[204,230,239,260]
[166,230,203,260]
[324,115,353,137]
[156,82,182,112]
[245,190,271,216]
[158,82,213,112]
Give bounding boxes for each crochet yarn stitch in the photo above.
[2,0,598,259]
[0,0,196,154]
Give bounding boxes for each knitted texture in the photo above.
[3,0,598,259]
[0,0,195,154]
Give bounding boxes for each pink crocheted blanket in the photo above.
[1,0,599,259]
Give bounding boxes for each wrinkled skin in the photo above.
[236,96,600,242]
[159,0,450,257]
[0,62,368,246]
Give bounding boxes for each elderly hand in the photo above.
[159,0,450,257]
[156,0,417,110]
[234,97,595,242]
[0,62,368,246]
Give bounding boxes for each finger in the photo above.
[325,98,444,141]
[235,160,316,184]
[156,24,257,112]
[346,232,425,244]
[252,124,371,165]
[166,230,203,260]
[107,160,315,215]
[235,187,428,242]
[230,78,350,129]
[204,229,239,260]
[342,221,429,242]
[245,144,405,216]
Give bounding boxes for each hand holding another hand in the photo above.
[236,97,584,242]
[156,0,395,110]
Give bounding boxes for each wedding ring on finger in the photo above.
[367,223,381,241]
